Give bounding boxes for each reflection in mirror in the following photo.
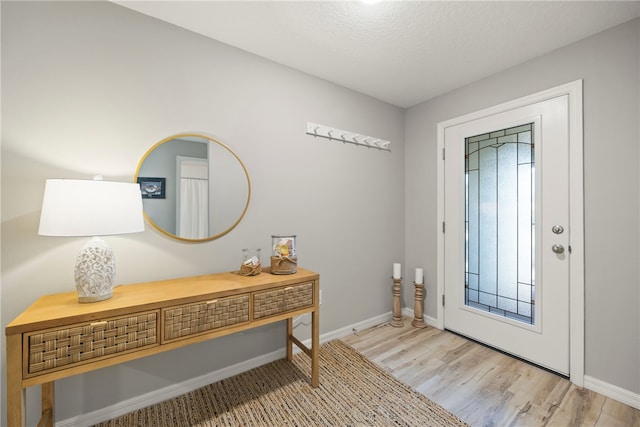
[135,133,250,242]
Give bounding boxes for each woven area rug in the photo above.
[94,340,468,426]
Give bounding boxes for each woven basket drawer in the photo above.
[253,282,314,320]
[26,311,158,376]
[163,294,249,342]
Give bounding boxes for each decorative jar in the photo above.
[240,248,262,276]
[270,234,297,274]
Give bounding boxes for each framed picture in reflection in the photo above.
[137,177,166,199]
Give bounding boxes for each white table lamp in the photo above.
[38,178,144,303]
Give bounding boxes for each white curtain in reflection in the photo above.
[179,178,208,239]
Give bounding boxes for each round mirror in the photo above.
[135,133,250,242]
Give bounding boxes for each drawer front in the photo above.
[163,294,249,342]
[253,282,314,320]
[26,311,158,376]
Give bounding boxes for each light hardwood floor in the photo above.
[342,318,639,427]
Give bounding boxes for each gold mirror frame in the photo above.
[135,133,251,243]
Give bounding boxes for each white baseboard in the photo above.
[56,312,639,426]
[584,375,640,410]
[57,312,393,427]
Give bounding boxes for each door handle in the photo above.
[552,244,565,254]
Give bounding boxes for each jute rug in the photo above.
[94,340,468,426]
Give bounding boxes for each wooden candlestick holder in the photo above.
[411,281,427,328]
[390,277,404,327]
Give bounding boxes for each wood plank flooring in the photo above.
[342,318,639,427]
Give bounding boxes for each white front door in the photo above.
[442,94,571,375]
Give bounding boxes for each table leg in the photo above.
[311,306,319,387]
[286,317,293,361]
[6,334,26,427]
[40,382,54,427]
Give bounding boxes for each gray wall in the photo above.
[2,1,638,424]
[405,18,640,394]
[1,2,404,424]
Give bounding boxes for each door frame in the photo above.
[436,80,584,385]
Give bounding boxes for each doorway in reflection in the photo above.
[177,156,208,239]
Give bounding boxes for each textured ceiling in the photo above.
[114,1,640,108]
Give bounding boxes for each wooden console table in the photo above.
[5,267,320,427]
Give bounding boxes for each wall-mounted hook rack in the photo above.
[306,122,391,151]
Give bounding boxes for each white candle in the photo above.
[415,268,423,284]
[393,263,401,279]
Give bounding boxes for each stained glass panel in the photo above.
[464,123,535,325]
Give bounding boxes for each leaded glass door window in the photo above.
[465,123,535,325]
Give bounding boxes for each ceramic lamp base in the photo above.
[74,236,115,303]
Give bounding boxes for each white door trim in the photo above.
[436,80,584,386]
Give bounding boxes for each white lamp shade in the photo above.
[39,179,145,237]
